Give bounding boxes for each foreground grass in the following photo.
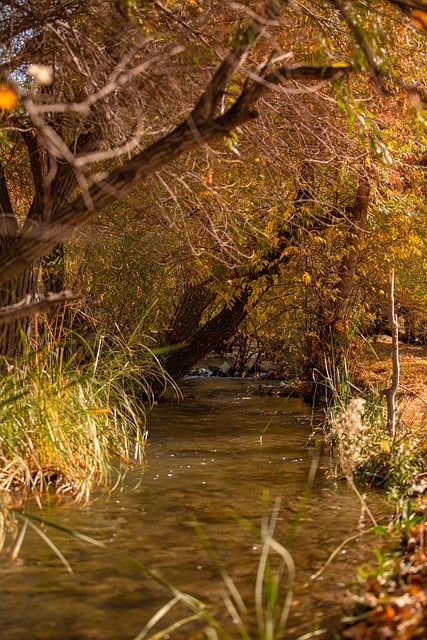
[10,494,325,640]
[0,330,172,502]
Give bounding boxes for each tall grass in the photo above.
[321,356,423,503]
[190,501,299,640]
[0,325,176,502]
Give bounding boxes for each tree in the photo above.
[0,0,425,373]
[0,0,348,357]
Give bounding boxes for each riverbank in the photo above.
[342,498,427,640]
[340,337,427,640]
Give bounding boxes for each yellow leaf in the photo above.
[379,440,391,454]
[280,245,298,259]
[301,272,312,285]
[264,219,275,235]
[331,61,351,69]
[0,83,17,110]
[313,235,327,245]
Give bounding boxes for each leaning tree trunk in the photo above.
[160,288,251,383]
[162,281,216,348]
[156,195,319,387]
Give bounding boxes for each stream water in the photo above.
[0,378,388,640]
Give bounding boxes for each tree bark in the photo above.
[162,282,216,347]
[0,162,18,251]
[0,160,37,356]
[329,170,370,340]
[160,288,251,383]
[0,127,98,357]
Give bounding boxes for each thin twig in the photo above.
[0,291,78,324]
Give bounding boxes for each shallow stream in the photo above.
[0,378,388,639]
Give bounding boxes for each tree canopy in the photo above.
[0,0,426,381]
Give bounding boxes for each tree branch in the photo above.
[190,3,281,125]
[21,128,45,195]
[0,60,349,286]
[386,0,427,14]
[0,290,79,324]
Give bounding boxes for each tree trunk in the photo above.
[162,282,216,347]
[306,170,370,394]
[157,196,317,386]
[0,128,98,358]
[160,288,251,383]
[329,171,370,342]
[384,269,400,437]
[0,267,40,358]
[0,160,39,358]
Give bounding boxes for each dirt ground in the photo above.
[353,336,427,440]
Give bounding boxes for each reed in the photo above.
[322,356,423,502]
[0,324,174,502]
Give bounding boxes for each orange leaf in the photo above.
[384,603,396,622]
[0,83,17,110]
[411,10,427,31]
[408,584,421,597]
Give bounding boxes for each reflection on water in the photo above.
[0,379,388,640]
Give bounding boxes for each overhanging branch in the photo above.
[190,2,280,125]
[0,290,79,324]
[0,59,349,286]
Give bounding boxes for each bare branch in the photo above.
[0,291,79,325]
[27,46,185,117]
[0,61,350,286]
[190,3,280,125]
[383,269,400,437]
